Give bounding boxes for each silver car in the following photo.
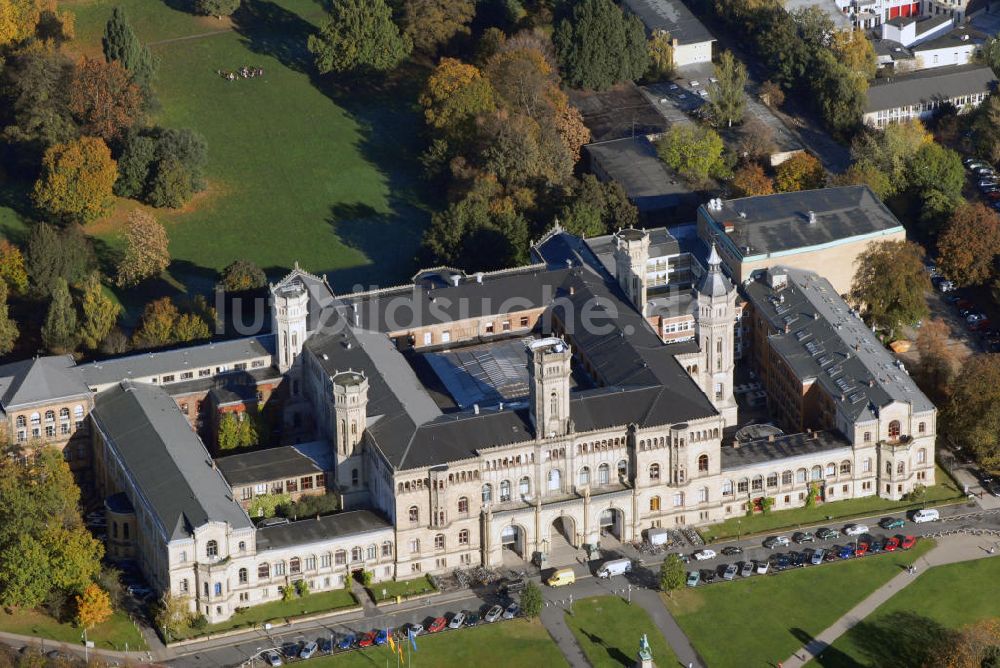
[299,641,318,660]
[484,605,504,623]
[739,561,754,577]
[448,612,466,629]
[722,563,738,580]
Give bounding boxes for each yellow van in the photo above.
[546,568,576,587]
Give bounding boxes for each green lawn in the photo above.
[308,619,569,668]
[811,554,1000,667]
[173,588,357,640]
[663,539,935,668]
[367,575,436,603]
[0,608,146,651]
[49,0,429,302]
[563,596,678,668]
[701,465,963,542]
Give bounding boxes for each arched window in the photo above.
[519,476,530,496]
[811,466,822,481]
[434,534,445,550]
[408,506,419,523]
[238,568,248,584]
[482,484,493,504]
[897,461,905,475]
[722,479,733,495]
[59,408,69,419]
[825,463,836,478]
[650,496,661,511]
[766,472,778,487]
[864,431,871,442]
[698,454,709,472]
[797,468,807,483]
[238,541,246,552]
[206,540,218,558]
[549,391,558,416]
[737,478,748,493]
[598,463,610,485]
[459,529,469,545]
[258,563,269,578]
[578,466,591,486]
[500,480,512,502]
[30,412,39,426]
[458,497,469,514]
[888,420,901,440]
[351,546,363,562]
[44,410,54,423]
[649,463,660,481]
[15,415,25,427]
[548,469,561,491]
[617,460,627,478]
[840,461,852,475]
[752,475,763,491]
[290,557,300,574]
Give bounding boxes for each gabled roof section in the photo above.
[0,355,90,409]
[92,382,252,541]
[270,262,338,333]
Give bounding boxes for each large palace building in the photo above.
[0,207,936,624]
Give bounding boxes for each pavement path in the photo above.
[540,605,590,668]
[631,588,706,668]
[780,532,1000,668]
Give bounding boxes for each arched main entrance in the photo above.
[547,515,579,565]
[500,524,525,558]
[599,507,624,541]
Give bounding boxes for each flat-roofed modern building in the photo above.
[864,63,996,127]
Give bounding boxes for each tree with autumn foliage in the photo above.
[912,318,955,405]
[850,240,930,338]
[79,272,120,350]
[115,209,170,287]
[69,56,143,143]
[419,58,496,144]
[647,31,674,80]
[731,163,774,197]
[830,161,893,200]
[74,584,112,629]
[132,297,179,349]
[830,29,877,82]
[0,282,18,356]
[774,152,825,192]
[33,136,117,224]
[945,354,1000,470]
[927,619,1000,668]
[0,240,28,294]
[402,0,475,54]
[937,203,1000,287]
[0,0,74,50]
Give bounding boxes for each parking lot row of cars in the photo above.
[259,602,522,665]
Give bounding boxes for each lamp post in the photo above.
[737,519,742,544]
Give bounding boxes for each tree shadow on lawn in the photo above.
[581,628,634,666]
[231,0,316,74]
[323,201,425,290]
[796,611,955,668]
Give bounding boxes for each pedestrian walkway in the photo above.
[631,589,706,668]
[540,605,590,668]
[780,533,1000,667]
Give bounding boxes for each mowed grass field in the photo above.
[52,0,429,296]
[563,596,679,667]
[662,539,935,668]
[810,554,1000,667]
[309,619,569,668]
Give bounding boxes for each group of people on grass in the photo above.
[217,66,264,81]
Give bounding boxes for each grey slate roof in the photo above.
[720,430,852,470]
[911,27,986,53]
[584,137,696,213]
[743,268,935,422]
[704,186,904,259]
[0,355,90,409]
[216,446,325,486]
[696,245,732,298]
[621,0,715,45]
[269,265,338,333]
[92,382,252,541]
[866,64,996,113]
[78,336,275,389]
[255,510,392,552]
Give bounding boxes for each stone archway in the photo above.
[500,524,526,560]
[546,515,579,566]
[599,507,624,541]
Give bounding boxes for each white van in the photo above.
[597,558,632,578]
[913,508,940,523]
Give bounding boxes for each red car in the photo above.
[884,536,900,552]
[901,535,917,550]
[358,631,378,648]
[855,542,870,557]
[428,617,447,633]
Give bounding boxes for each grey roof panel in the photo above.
[0,355,91,408]
[216,446,324,486]
[720,431,853,470]
[866,64,996,113]
[621,0,715,44]
[255,510,392,552]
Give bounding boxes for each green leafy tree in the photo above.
[102,5,158,95]
[217,412,241,451]
[114,132,157,198]
[945,354,1000,470]
[421,189,529,271]
[981,36,1000,77]
[655,124,729,183]
[79,272,120,350]
[132,296,179,349]
[708,51,748,127]
[553,0,649,90]
[0,535,51,608]
[0,282,18,356]
[220,259,267,292]
[194,0,241,17]
[811,50,866,138]
[908,142,965,233]
[154,593,192,640]
[559,174,638,237]
[25,223,96,297]
[831,161,893,200]
[147,155,192,208]
[851,240,930,338]
[173,312,211,343]
[659,553,686,596]
[281,585,295,602]
[236,413,257,447]
[402,0,475,54]
[41,278,78,353]
[308,0,412,75]
[937,203,1000,287]
[520,581,543,618]
[0,47,77,158]
[647,31,674,80]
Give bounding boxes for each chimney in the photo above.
[807,210,817,224]
[473,404,480,415]
[499,402,504,411]
[732,440,740,449]
[767,434,775,442]
[476,272,484,283]
[451,275,460,287]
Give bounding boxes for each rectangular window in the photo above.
[286,479,298,493]
[316,473,325,488]
[199,369,212,377]
[181,372,194,380]
[321,554,331,568]
[305,556,316,571]
[274,562,285,575]
[255,483,267,495]
[301,476,313,490]
[441,331,451,343]
[242,487,253,500]
[520,317,529,327]
[162,375,175,383]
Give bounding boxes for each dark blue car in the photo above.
[375,629,389,646]
[838,545,854,560]
[337,634,356,651]
[775,553,791,570]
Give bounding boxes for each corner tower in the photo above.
[332,370,368,491]
[695,245,738,426]
[270,279,309,374]
[613,228,650,316]
[527,337,572,440]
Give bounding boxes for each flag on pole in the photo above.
[398,643,404,661]
[408,627,418,652]
[388,631,396,653]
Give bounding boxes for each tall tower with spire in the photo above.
[695,245,738,425]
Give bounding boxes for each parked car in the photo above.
[503,603,520,620]
[721,546,743,556]
[774,553,791,570]
[449,612,467,629]
[358,632,378,648]
[763,536,790,549]
[867,539,883,555]
[756,560,770,575]
[793,531,815,544]
[823,549,838,563]
[879,517,905,530]
[500,578,527,595]
[299,641,318,659]
[723,563,738,580]
[816,528,839,540]
[686,571,700,587]
[855,542,870,557]
[597,558,632,578]
[337,634,356,650]
[485,605,504,623]
[465,613,480,627]
[428,617,447,633]
[988,481,1000,498]
[837,545,855,559]
[936,279,956,293]
[701,569,717,583]
[884,536,900,552]
[405,623,424,637]
[912,509,939,523]
[843,524,869,536]
[740,560,755,577]
[693,549,717,561]
[811,549,826,565]
[791,551,808,567]
[901,535,918,549]
[317,637,332,654]
[265,651,283,667]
